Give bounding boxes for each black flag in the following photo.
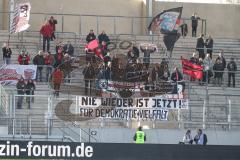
[148,7,183,53]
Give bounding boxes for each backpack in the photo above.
[203,134,208,145]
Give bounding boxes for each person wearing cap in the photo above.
[133,126,146,144]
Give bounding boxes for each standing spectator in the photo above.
[140,44,156,69]
[216,50,226,81]
[216,50,226,69]
[86,29,96,43]
[33,51,45,82]
[44,52,54,82]
[213,59,224,86]
[133,126,146,144]
[83,62,95,95]
[190,52,198,81]
[180,21,188,38]
[190,52,198,64]
[171,67,184,94]
[203,53,213,84]
[198,58,204,85]
[54,48,64,68]
[158,63,170,81]
[55,41,63,54]
[63,41,74,56]
[194,129,207,145]
[40,21,53,52]
[196,34,205,59]
[99,41,108,57]
[205,35,214,59]
[52,68,63,97]
[191,12,200,37]
[25,79,35,109]
[98,30,110,45]
[16,77,26,109]
[127,45,139,63]
[18,51,30,65]
[2,42,12,64]
[62,54,73,83]
[227,57,237,87]
[48,16,57,41]
[182,130,193,144]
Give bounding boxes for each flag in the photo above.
[148,7,183,34]
[85,40,104,60]
[10,2,31,34]
[182,58,203,79]
[163,32,180,52]
[86,39,99,50]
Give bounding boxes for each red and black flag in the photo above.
[181,57,203,79]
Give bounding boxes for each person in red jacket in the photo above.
[18,51,30,65]
[52,67,63,97]
[48,16,57,41]
[40,21,53,52]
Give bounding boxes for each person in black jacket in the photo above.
[63,41,74,56]
[98,31,110,45]
[227,57,237,87]
[213,59,224,86]
[196,34,205,59]
[16,78,26,109]
[127,45,139,63]
[2,42,12,64]
[26,79,36,109]
[171,67,184,94]
[83,62,95,95]
[191,12,200,37]
[86,29,96,43]
[33,51,45,82]
[190,52,198,64]
[205,35,214,59]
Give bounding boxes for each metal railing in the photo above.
[0,83,9,115]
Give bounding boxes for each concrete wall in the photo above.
[87,128,240,145]
[0,0,2,29]
[1,0,240,38]
[0,0,9,30]
[153,1,240,38]
[12,0,144,35]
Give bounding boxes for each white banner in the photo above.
[10,2,31,34]
[77,95,188,109]
[75,95,188,121]
[0,65,37,85]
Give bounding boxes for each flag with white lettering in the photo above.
[10,2,31,34]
